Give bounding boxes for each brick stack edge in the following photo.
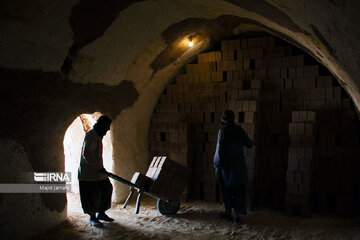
[146,156,189,202]
[130,172,153,192]
[148,35,360,216]
[286,111,316,217]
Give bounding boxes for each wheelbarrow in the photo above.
[107,172,181,215]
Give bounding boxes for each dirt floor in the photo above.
[32,193,360,240]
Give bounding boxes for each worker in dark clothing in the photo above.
[214,110,253,224]
[78,115,114,227]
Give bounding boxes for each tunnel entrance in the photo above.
[149,34,360,217]
[64,113,114,215]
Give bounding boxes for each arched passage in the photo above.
[2,0,360,239]
[63,113,114,215]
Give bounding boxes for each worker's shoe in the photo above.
[89,217,103,228]
[233,214,242,224]
[97,212,114,222]
[219,211,232,221]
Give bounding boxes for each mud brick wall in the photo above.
[149,35,360,215]
[286,111,316,217]
[313,111,360,216]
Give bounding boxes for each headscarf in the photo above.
[221,110,235,124]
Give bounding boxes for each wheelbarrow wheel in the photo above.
[157,199,180,215]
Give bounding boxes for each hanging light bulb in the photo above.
[188,36,194,47]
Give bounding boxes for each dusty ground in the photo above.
[33,193,360,240]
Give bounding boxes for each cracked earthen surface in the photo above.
[32,194,360,240]
[2,0,360,239]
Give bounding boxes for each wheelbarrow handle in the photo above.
[106,172,141,190]
[106,171,145,214]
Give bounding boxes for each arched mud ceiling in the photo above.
[150,15,250,72]
[61,0,148,75]
[57,0,360,116]
[2,1,360,239]
[224,0,302,32]
[147,12,360,115]
[150,15,326,72]
[0,68,138,211]
[147,17,326,110]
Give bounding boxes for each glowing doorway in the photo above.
[63,113,113,215]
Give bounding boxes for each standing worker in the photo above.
[214,110,253,224]
[78,115,114,227]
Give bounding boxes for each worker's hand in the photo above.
[99,167,108,174]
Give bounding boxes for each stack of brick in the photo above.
[238,37,294,209]
[222,37,266,196]
[190,51,223,202]
[130,172,153,191]
[149,121,191,199]
[228,100,260,192]
[146,156,189,202]
[149,49,226,201]
[149,36,300,203]
[286,65,360,216]
[149,122,191,168]
[313,110,360,216]
[286,111,316,216]
[201,123,219,202]
[148,35,360,216]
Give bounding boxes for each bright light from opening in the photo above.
[85,114,97,126]
[64,113,114,215]
[64,113,113,193]
[188,41,194,47]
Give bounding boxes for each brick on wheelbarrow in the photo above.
[146,156,165,179]
[157,156,190,179]
[149,170,172,194]
[171,175,188,192]
[149,156,162,168]
[157,182,172,197]
[147,156,189,201]
[151,178,181,202]
[130,172,153,191]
